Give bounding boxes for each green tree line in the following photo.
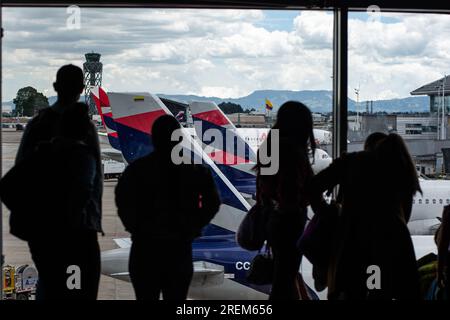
[13,86,49,117]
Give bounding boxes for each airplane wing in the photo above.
[103,243,224,288]
[109,272,130,282]
[102,149,126,163]
[191,261,225,287]
[412,235,437,259]
[105,266,224,288]
[113,238,132,248]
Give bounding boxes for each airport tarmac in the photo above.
[1,129,135,299]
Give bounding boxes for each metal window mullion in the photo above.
[0,2,4,300]
[332,6,348,159]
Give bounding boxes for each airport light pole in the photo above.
[436,84,442,140]
[442,76,447,140]
[354,86,360,131]
[437,78,447,141]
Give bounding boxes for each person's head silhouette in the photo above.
[364,132,387,151]
[152,115,181,153]
[274,101,316,152]
[53,64,84,105]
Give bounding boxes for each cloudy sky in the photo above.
[2,7,450,102]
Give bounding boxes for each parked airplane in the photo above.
[409,178,450,235]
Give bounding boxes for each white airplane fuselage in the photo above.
[409,179,450,235]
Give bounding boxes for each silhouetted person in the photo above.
[115,115,220,300]
[437,205,450,297]
[311,133,421,300]
[15,64,103,228]
[26,103,102,299]
[255,101,316,300]
[14,65,103,299]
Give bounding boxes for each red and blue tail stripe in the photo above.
[190,102,256,165]
[190,101,257,197]
[91,87,121,151]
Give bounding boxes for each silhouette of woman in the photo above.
[311,133,421,300]
[255,101,316,300]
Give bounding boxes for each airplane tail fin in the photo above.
[190,101,256,164]
[91,87,121,151]
[108,92,251,234]
[190,101,256,197]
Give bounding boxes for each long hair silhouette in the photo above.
[256,101,316,209]
[375,133,422,198]
[273,101,316,157]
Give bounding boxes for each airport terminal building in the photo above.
[333,76,450,177]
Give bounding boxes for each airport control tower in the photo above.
[83,52,103,114]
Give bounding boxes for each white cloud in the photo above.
[2,8,450,105]
[347,12,450,100]
[293,11,333,49]
[198,86,247,98]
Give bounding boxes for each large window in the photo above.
[348,10,450,169]
[3,3,448,301]
[431,95,450,113]
[1,7,333,300]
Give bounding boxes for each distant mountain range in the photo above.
[2,90,430,114]
[160,90,430,113]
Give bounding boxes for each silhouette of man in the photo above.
[115,115,221,300]
[14,65,103,299]
[16,64,102,230]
